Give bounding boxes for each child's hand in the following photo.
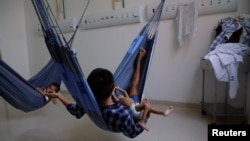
[45,92,59,98]
[36,87,46,95]
[115,86,128,96]
[45,92,60,104]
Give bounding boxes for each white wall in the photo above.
[0,0,30,78]
[0,0,247,106]
[22,0,250,105]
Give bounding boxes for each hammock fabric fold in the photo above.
[32,0,165,131]
[0,59,61,112]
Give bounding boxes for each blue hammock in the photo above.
[32,0,164,131]
[0,59,61,112]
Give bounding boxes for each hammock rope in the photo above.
[114,1,164,98]
[32,0,165,131]
[68,0,91,47]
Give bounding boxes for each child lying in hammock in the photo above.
[112,85,173,131]
[38,83,86,119]
[111,48,173,131]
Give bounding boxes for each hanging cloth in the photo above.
[209,17,242,51]
[176,1,198,45]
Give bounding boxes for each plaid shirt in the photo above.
[66,104,86,119]
[100,102,143,138]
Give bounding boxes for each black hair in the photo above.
[87,68,115,102]
[48,82,60,92]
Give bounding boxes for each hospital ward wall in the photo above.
[1,0,249,114]
[0,0,30,78]
[26,0,250,105]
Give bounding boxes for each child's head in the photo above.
[47,82,60,93]
[87,68,115,102]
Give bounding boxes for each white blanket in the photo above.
[204,43,250,99]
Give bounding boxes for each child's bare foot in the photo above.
[138,121,149,131]
[163,106,174,117]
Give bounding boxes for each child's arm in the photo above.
[36,87,46,95]
[37,87,57,104]
[46,92,70,106]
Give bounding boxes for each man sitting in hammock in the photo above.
[86,48,147,137]
[46,48,172,138]
[87,48,173,138]
[46,48,145,137]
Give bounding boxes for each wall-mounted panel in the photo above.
[147,0,238,20]
[81,6,140,30]
[35,17,77,36]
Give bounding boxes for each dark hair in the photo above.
[48,82,60,92]
[87,68,115,102]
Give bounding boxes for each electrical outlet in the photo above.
[35,17,77,36]
[147,1,184,21]
[81,6,140,30]
[57,17,77,33]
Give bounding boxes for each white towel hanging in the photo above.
[176,1,198,45]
